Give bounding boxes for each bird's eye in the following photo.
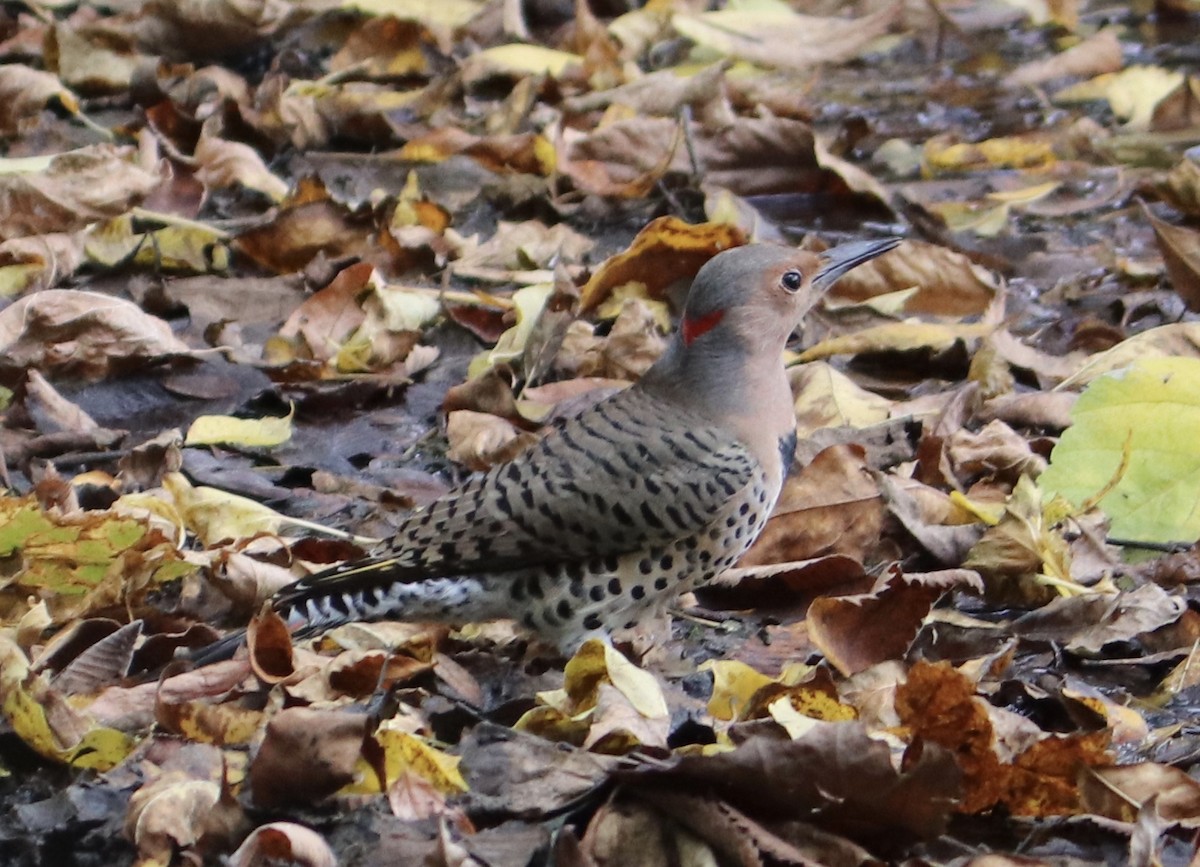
[780,269,803,293]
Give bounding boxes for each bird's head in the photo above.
[676,238,902,356]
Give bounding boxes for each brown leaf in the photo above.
[246,607,295,684]
[446,409,540,471]
[671,3,902,72]
[0,289,190,381]
[579,216,744,311]
[124,774,246,865]
[808,565,983,676]
[1004,26,1122,88]
[277,262,372,362]
[23,369,101,435]
[1082,763,1200,826]
[0,64,78,136]
[0,145,161,241]
[740,445,884,566]
[626,725,960,843]
[228,822,338,867]
[877,473,984,566]
[829,240,999,317]
[896,661,1111,815]
[1142,201,1200,311]
[0,232,86,296]
[249,707,368,807]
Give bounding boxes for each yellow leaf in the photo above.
[471,283,553,376]
[85,214,230,273]
[595,642,668,720]
[923,135,1056,174]
[0,638,135,771]
[986,180,1061,204]
[1054,65,1183,129]
[343,726,467,795]
[0,494,191,624]
[468,44,582,78]
[1040,357,1200,545]
[162,472,286,545]
[185,407,294,448]
[790,361,892,435]
[702,659,774,721]
[1057,323,1200,389]
[799,321,993,361]
[345,0,484,30]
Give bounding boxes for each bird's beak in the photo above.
[812,237,902,293]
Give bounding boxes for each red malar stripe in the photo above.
[681,308,725,346]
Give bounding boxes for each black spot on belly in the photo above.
[583,613,603,630]
[557,600,572,619]
[654,577,669,591]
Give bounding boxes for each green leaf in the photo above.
[1039,356,1200,544]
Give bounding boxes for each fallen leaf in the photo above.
[1040,356,1200,545]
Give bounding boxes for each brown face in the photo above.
[727,250,828,351]
[680,239,901,353]
[760,250,827,322]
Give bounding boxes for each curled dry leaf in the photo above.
[1062,583,1188,655]
[0,145,162,241]
[49,22,142,94]
[555,299,667,381]
[46,620,143,694]
[671,3,901,72]
[0,65,79,136]
[247,607,295,683]
[446,409,540,471]
[451,220,595,274]
[0,289,190,381]
[1081,763,1200,827]
[1054,65,1183,131]
[877,473,985,566]
[808,566,984,676]
[626,723,960,843]
[23,369,100,434]
[1056,322,1200,389]
[562,60,732,117]
[228,822,337,867]
[739,444,885,567]
[789,362,892,436]
[579,216,743,311]
[399,127,555,176]
[1141,202,1200,311]
[249,707,369,807]
[1157,155,1200,216]
[945,419,1047,484]
[1003,26,1122,88]
[125,777,245,866]
[194,132,289,202]
[829,240,999,316]
[0,232,86,298]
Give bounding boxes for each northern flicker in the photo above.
[213,239,899,657]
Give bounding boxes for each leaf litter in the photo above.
[4,0,1200,865]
